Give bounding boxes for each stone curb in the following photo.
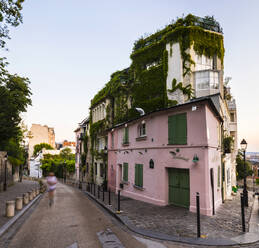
[0,193,43,238]
[83,190,259,246]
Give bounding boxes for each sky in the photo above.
[2,0,259,151]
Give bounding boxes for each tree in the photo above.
[0,0,25,48]
[236,150,253,180]
[33,143,54,157]
[40,149,75,177]
[0,73,32,150]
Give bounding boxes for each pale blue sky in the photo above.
[2,0,259,151]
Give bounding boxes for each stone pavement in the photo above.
[0,180,39,227]
[77,182,255,240]
[6,183,146,248]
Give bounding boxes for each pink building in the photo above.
[108,97,223,216]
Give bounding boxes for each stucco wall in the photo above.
[108,102,222,216]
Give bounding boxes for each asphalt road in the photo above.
[7,183,147,248]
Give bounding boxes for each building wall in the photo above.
[166,43,184,103]
[28,124,55,158]
[108,102,221,216]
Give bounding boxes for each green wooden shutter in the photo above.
[139,164,143,187]
[168,113,187,145]
[123,127,129,143]
[168,116,177,144]
[177,113,187,144]
[123,163,128,181]
[135,164,138,185]
[135,164,143,187]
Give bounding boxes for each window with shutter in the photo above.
[123,163,128,182]
[135,164,143,187]
[123,127,129,144]
[168,113,187,145]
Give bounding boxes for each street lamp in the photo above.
[240,139,248,207]
[3,154,8,191]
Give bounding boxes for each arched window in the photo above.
[138,121,146,137]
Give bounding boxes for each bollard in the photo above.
[29,191,33,201]
[196,192,201,238]
[103,187,105,202]
[117,190,121,213]
[241,193,246,232]
[98,186,100,199]
[108,189,111,206]
[15,197,23,210]
[6,201,15,217]
[23,193,29,205]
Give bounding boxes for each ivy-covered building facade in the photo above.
[75,14,238,207]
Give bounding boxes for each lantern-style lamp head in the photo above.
[192,154,199,163]
[240,139,247,151]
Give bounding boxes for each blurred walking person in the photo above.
[46,172,57,207]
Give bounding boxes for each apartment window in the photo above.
[123,163,128,182]
[139,122,146,137]
[111,133,114,148]
[230,113,235,122]
[195,70,219,90]
[213,55,217,70]
[123,127,129,144]
[95,163,97,175]
[135,164,143,187]
[100,163,104,178]
[168,113,187,145]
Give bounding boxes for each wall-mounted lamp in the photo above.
[192,154,199,163]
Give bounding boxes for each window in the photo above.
[100,163,104,177]
[123,127,129,144]
[123,163,128,182]
[95,163,97,175]
[230,113,235,122]
[139,123,146,137]
[135,164,143,187]
[111,133,114,148]
[168,113,187,145]
[86,163,89,173]
[195,70,219,90]
[213,55,217,70]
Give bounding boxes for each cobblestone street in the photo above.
[80,182,254,240]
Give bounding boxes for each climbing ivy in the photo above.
[90,13,224,130]
[168,78,194,100]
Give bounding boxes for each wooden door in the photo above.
[168,168,190,208]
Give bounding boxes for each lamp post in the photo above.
[3,154,8,191]
[240,139,248,207]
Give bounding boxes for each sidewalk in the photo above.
[68,181,259,246]
[0,180,39,228]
